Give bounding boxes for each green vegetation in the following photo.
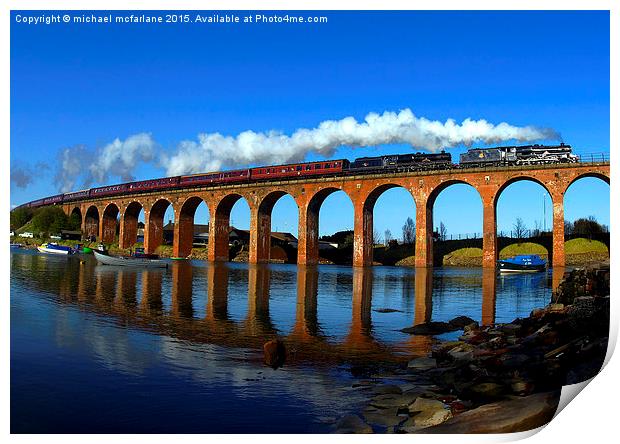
[443,247,483,267]
[10,207,34,231]
[565,238,608,254]
[499,242,548,258]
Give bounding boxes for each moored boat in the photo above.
[37,243,75,255]
[497,254,546,273]
[10,243,23,249]
[93,250,168,268]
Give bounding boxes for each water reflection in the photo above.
[207,263,229,321]
[481,267,497,326]
[11,251,555,364]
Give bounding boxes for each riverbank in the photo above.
[335,262,610,433]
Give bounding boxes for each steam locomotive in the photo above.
[16,144,579,210]
[459,143,578,168]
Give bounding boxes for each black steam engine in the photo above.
[348,151,452,173]
[459,143,577,168]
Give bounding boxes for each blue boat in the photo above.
[37,243,75,255]
[497,254,546,273]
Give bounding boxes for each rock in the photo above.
[407,357,437,371]
[467,382,505,400]
[498,323,521,336]
[530,308,545,318]
[370,393,418,409]
[401,397,453,431]
[419,391,560,434]
[499,353,531,369]
[447,343,475,362]
[547,303,565,312]
[448,316,477,329]
[335,414,373,433]
[263,339,286,369]
[363,407,407,428]
[401,321,456,335]
[510,379,534,396]
[408,397,448,414]
[374,308,403,313]
[371,384,403,395]
[401,408,452,431]
[463,323,479,333]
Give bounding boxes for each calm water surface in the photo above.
[10,249,558,433]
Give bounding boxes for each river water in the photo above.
[10,249,558,433]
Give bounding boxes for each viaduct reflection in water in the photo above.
[12,251,560,364]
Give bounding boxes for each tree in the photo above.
[31,206,69,236]
[439,222,447,241]
[384,229,392,245]
[402,217,415,245]
[373,228,381,245]
[10,207,33,231]
[564,219,574,236]
[513,217,527,239]
[573,216,606,236]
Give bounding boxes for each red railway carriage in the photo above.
[127,176,180,193]
[179,169,250,187]
[250,159,348,180]
[90,183,128,198]
[43,194,64,205]
[28,199,45,208]
[63,189,90,202]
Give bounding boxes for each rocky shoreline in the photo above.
[335,263,610,433]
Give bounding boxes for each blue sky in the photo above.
[10,10,610,237]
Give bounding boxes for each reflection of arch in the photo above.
[245,265,273,334]
[145,199,173,254]
[171,261,194,318]
[115,269,137,310]
[140,269,163,314]
[206,263,229,321]
[291,266,320,339]
[481,268,497,326]
[120,201,143,249]
[84,205,100,240]
[174,196,209,259]
[252,191,299,264]
[298,187,353,266]
[417,180,482,267]
[102,203,120,244]
[208,193,250,262]
[356,184,416,266]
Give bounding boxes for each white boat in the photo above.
[93,250,168,268]
[37,243,74,255]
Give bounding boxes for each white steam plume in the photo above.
[89,133,157,183]
[54,133,158,192]
[164,108,559,176]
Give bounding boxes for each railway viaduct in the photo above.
[61,162,610,268]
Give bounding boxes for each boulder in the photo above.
[419,391,560,434]
[371,384,403,395]
[407,357,437,371]
[402,397,453,431]
[448,316,477,329]
[401,321,456,335]
[263,339,286,369]
[370,393,418,409]
[363,407,407,428]
[334,414,373,434]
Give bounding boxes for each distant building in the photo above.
[60,230,81,241]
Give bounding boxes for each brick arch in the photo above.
[298,185,354,266]
[564,171,610,194]
[84,205,100,240]
[101,202,120,244]
[493,175,553,207]
[119,201,144,249]
[354,183,417,266]
[173,195,211,259]
[208,192,253,262]
[145,198,175,254]
[252,190,299,264]
[414,179,483,267]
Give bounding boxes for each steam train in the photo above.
[17,144,579,210]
